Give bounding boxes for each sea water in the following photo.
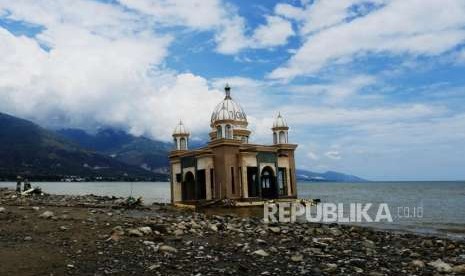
[1,181,464,238]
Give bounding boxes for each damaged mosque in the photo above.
[169,85,298,204]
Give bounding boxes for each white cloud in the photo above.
[307,151,319,160]
[325,150,341,160]
[117,0,225,30]
[274,3,307,22]
[277,0,387,34]
[117,0,293,54]
[117,0,250,54]
[0,0,225,141]
[250,16,294,48]
[281,104,443,127]
[270,0,465,80]
[288,74,376,103]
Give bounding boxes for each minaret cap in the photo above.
[173,120,189,136]
[273,112,289,129]
[224,84,231,99]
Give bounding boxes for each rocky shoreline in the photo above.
[1,188,465,275]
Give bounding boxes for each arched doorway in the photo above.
[261,166,277,199]
[182,171,196,201]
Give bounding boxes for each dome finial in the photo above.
[224,83,231,99]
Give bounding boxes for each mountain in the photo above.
[57,128,172,174]
[296,169,368,182]
[0,112,367,182]
[0,112,160,181]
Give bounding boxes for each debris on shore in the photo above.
[0,187,464,275]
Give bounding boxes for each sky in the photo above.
[1,0,465,181]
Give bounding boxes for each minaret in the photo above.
[272,112,289,144]
[172,120,190,150]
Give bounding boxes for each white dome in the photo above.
[273,112,288,128]
[173,120,189,136]
[210,85,247,126]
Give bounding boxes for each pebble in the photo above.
[138,226,152,235]
[329,228,343,236]
[326,263,338,272]
[256,239,267,245]
[128,229,144,237]
[24,236,32,241]
[253,249,269,257]
[428,259,452,273]
[362,239,376,249]
[0,207,6,213]
[2,188,465,276]
[291,254,303,262]
[268,227,280,234]
[148,264,160,271]
[39,211,54,219]
[411,259,425,268]
[159,245,177,253]
[452,264,465,273]
[112,226,124,236]
[173,229,184,236]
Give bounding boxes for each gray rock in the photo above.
[159,245,177,253]
[39,211,54,219]
[268,227,280,234]
[452,264,465,274]
[362,239,376,249]
[428,259,452,273]
[291,254,303,262]
[0,207,6,213]
[173,229,184,236]
[329,228,343,236]
[209,224,218,232]
[112,226,124,236]
[128,229,144,237]
[326,263,338,272]
[411,260,425,268]
[148,264,161,271]
[256,239,267,245]
[24,236,32,241]
[138,226,152,235]
[142,240,155,246]
[253,249,269,257]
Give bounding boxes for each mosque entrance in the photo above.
[196,169,206,200]
[261,166,277,199]
[182,171,196,201]
[247,167,259,197]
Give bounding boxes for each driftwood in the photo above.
[121,196,143,209]
[21,187,43,196]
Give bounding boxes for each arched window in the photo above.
[273,132,277,144]
[262,170,270,188]
[174,138,178,150]
[180,137,187,150]
[226,124,232,139]
[216,125,222,139]
[279,131,286,144]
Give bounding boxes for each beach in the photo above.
[1,187,465,276]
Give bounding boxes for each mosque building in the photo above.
[169,85,298,203]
